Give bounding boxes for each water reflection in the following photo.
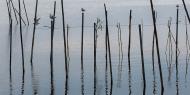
[165,18,175,82]
[81,61,84,95]
[176,65,179,95]
[21,72,25,95]
[50,64,55,95]
[64,73,69,95]
[152,34,157,95]
[128,66,132,95]
[185,16,190,81]
[30,62,39,95]
[9,62,12,95]
[116,23,123,88]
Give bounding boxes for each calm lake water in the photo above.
[0,0,190,95]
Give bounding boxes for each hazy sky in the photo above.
[63,0,190,6]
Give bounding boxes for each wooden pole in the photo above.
[66,24,70,64]
[6,1,13,91]
[50,1,56,66]
[30,0,38,63]
[50,2,56,95]
[138,24,146,95]
[104,4,113,86]
[6,0,12,76]
[14,8,27,25]
[81,8,85,65]
[93,23,97,95]
[176,5,179,74]
[185,16,190,80]
[176,5,179,95]
[18,0,25,73]
[61,0,68,78]
[182,0,190,23]
[128,10,132,94]
[149,0,164,93]
[81,8,85,95]
[22,0,29,25]
[9,0,18,24]
[128,10,132,71]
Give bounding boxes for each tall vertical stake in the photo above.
[104,4,113,87]
[138,24,146,95]
[18,0,25,73]
[30,0,39,63]
[128,10,132,72]
[150,0,164,93]
[182,0,190,23]
[61,0,68,78]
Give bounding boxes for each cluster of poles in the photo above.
[5,0,190,95]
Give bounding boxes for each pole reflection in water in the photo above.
[21,72,25,95]
[50,65,55,95]
[9,70,12,95]
[65,25,70,95]
[138,24,146,95]
[152,33,157,95]
[81,62,84,95]
[116,23,123,88]
[31,62,39,95]
[64,69,69,95]
[185,16,190,81]
[128,67,132,95]
[165,18,175,82]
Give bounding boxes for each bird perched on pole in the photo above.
[81,8,85,12]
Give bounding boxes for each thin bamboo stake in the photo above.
[50,2,56,95]
[150,0,164,93]
[18,0,25,73]
[80,8,85,95]
[22,0,29,25]
[182,0,190,23]
[138,24,146,95]
[30,0,38,63]
[128,10,132,73]
[66,24,70,64]
[104,4,113,86]
[9,14,13,82]
[9,0,18,24]
[185,16,190,80]
[176,5,179,95]
[128,9,132,95]
[94,23,97,95]
[176,5,179,74]
[6,0,12,75]
[81,8,85,64]
[50,1,56,65]
[14,7,27,25]
[61,0,68,78]
[6,2,13,94]
[152,31,157,95]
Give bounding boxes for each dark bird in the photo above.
[49,14,56,20]
[81,8,85,12]
[34,18,40,25]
